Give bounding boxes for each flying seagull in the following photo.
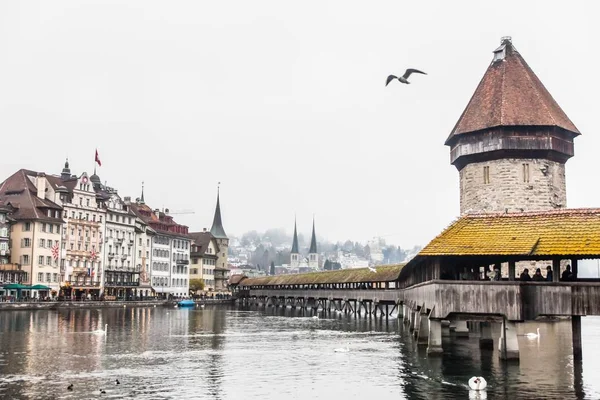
[386,69,427,86]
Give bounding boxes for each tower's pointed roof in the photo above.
[210,186,227,239]
[309,217,317,254]
[446,37,580,145]
[140,182,145,204]
[291,218,299,253]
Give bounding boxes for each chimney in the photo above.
[165,208,169,215]
[124,196,131,203]
[154,208,160,217]
[36,172,46,200]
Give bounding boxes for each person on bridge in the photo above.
[561,265,574,281]
[520,269,532,281]
[546,266,553,281]
[532,268,544,281]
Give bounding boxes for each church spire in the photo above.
[291,217,299,254]
[210,183,227,239]
[61,158,71,180]
[140,181,145,204]
[309,216,317,254]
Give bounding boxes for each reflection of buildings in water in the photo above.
[187,308,226,399]
[56,309,104,372]
[0,311,38,378]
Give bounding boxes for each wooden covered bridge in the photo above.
[231,209,600,361]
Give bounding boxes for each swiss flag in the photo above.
[95,149,102,167]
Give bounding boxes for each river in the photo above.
[0,306,598,399]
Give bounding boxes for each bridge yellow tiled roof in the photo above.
[420,208,600,256]
[238,263,406,287]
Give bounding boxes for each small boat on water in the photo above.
[177,299,196,307]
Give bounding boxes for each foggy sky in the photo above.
[1,1,598,248]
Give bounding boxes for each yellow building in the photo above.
[189,230,218,292]
[0,170,64,297]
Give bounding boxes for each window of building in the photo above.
[38,255,44,265]
[46,256,52,265]
[53,273,58,282]
[483,166,490,184]
[38,272,43,282]
[24,222,31,231]
[46,273,51,282]
[86,199,90,207]
[79,198,83,206]
[522,163,530,183]
[39,239,45,248]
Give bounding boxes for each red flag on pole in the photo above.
[95,149,102,166]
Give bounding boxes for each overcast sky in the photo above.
[1,1,598,248]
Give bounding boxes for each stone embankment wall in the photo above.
[0,300,167,311]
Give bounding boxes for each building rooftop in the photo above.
[189,231,220,257]
[446,37,580,145]
[418,208,600,257]
[238,263,406,286]
[0,169,64,223]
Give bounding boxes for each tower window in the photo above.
[483,166,490,184]
[522,163,530,183]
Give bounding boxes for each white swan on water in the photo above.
[469,389,488,399]
[468,376,487,391]
[525,327,540,339]
[334,343,350,353]
[92,324,108,335]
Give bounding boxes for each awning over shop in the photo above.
[29,284,52,290]
[1,283,30,290]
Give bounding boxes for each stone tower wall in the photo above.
[216,238,229,270]
[459,158,566,215]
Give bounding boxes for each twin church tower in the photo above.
[290,218,318,269]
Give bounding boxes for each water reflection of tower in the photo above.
[206,309,226,398]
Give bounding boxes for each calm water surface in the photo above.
[0,306,599,399]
